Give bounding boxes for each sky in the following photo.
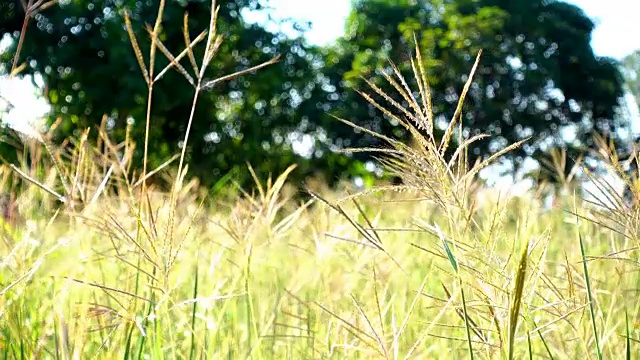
[3,0,640,125]
[244,0,640,59]
[567,0,640,59]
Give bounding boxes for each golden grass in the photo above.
[1,176,639,359]
[2,1,640,358]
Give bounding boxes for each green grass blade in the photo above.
[576,214,603,360]
[135,303,146,356]
[189,260,200,360]
[244,245,257,357]
[440,232,472,359]
[123,322,135,360]
[626,308,631,360]
[53,315,59,360]
[440,236,459,273]
[211,167,238,195]
[508,238,530,360]
[459,286,474,360]
[527,331,533,360]
[537,328,554,360]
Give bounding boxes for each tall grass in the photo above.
[2,0,640,359]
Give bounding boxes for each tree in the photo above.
[0,0,361,191]
[317,0,627,177]
[622,49,640,114]
[1,0,628,194]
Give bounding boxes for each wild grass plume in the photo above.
[1,1,640,359]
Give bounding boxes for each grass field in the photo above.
[3,1,640,358]
[1,161,640,359]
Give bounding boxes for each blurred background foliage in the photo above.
[0,0,638,194]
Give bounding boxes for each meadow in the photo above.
[2,1,640,359]
[2,134,640,360]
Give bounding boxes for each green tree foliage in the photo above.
[0,0,358,191]
[322,0,626,174]
[622,49,640,113]
[0,0,629,192]
[613,49,640,204]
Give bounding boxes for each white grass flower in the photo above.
[57,237,70,247]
